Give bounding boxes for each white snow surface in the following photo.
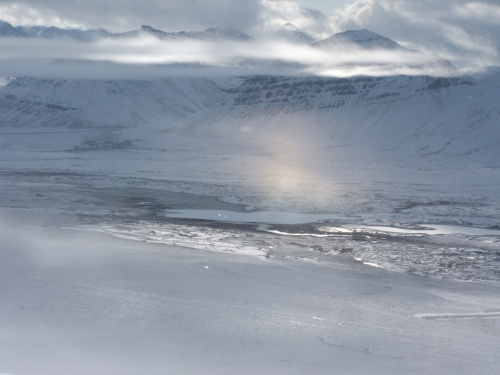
[348,224,500,236]
[0,77,223,127]
[0,219,499,375]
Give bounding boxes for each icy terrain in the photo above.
[1,217,500,375]
[0,24,499,374]
[1,70,500,283]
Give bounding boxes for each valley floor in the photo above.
[1,126,500,374]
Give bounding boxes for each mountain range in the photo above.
[0,19,403,48]
[0,21,499,167]
[0,20,252,42]
[0,70,498,163]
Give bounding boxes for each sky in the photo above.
[0,0,499,78]
[296,0,354,13]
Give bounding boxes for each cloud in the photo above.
[0,36,459,79]
[0,0,499,78]
[256,0,337,37]
[453,2,500,24]
[0,0,263,32]
[0,0,339,38]
[258,0,500,74]
[329,0,500,73]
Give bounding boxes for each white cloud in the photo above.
[0,36,459,79]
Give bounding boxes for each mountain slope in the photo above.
[313,29,406,50]
[2,72,498,163]
[1,71,497,163]
[0,20,27,37]
[0,77,223,128]
[275,23,318,44]
[16,25,112,42]
[0,21,498,163]
[179,74,500,162]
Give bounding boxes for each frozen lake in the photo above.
[346,224,500,236]
[163,209,500,237]
[164,209,345,224]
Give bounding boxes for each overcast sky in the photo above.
[0,0,499,75]
[0,0,354,32]
[296,0,354,13]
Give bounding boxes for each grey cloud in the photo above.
[331,0,500,73]
[297,7,335,35]
[0,0,262,32]
[0,0,499,78]
[256,0,337,37]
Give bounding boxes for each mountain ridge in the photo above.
[313,29,406,50]
[274,23,318,44]
[0,19,404,48]
[0,19,254,42]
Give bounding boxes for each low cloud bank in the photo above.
[0,37,475,79]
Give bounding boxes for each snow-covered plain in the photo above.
[0,26,500,374]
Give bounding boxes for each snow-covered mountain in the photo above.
[310,29,454,75]
[116,25,253,41]
[274,23,318,44]
[0,20,252,42]
[0,20,112,41]
[0,20,26,37]
[181,74,500,161]
[0,77,223,128]
[16,25,112,42]
[313,29,406,50]
[1,71,498,163]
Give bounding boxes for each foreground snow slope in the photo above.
[1,219,499,375]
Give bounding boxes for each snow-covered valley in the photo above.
[1,68,500,279]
